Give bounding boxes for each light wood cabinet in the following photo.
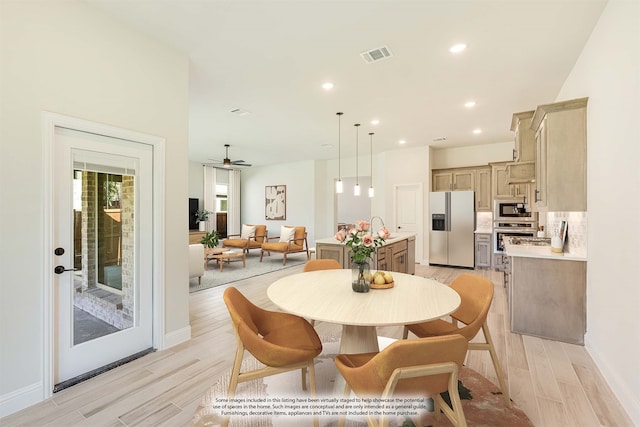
[511,111,536,162]
[491,162,532,202]
[432,171,453,191]
[475,167,491,211]
[431,166,491,212]
[316,243,346,266]
[509,257,586,344]
[531,97,588,212]
[452,170,474,191]
[474,233,492,269]
[432,169,474,191]
[316,235,415,274]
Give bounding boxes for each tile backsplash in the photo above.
[476,211,493,231]
[544,211,587,256]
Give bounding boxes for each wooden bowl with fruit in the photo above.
[370,271,395,289]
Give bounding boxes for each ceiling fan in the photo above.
[207,144,252,168]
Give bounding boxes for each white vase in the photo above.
[199,221,206,232]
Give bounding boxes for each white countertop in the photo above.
[503,240,587,262]
[474,228,493,234]
[315,232,415,246]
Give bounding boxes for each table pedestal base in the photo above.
[339,325,380,354]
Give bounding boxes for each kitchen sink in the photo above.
[508,236,552,246]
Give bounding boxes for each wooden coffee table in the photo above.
[204,247,226,270]
[211,251,246,272]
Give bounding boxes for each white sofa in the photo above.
[189,244,205,285]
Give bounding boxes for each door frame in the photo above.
[393,182,424,262]
[42,112,166,398]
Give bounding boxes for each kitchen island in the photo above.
[503,238,586,344]
[315,233,416,274]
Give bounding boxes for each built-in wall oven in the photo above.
[493,222,536,253]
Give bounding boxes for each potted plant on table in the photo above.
[200,230,220,248]
[334,220,390,293]
[195,209,211,232]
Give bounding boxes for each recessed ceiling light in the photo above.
[371,119,380,125]
[464,101,476,108]
[473,128,482,134]
[399,139,406,145]
[322,82,334,90]
[449,43,467,53]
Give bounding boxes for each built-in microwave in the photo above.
[493,200,534,222]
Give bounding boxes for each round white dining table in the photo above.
[267,269,461,355]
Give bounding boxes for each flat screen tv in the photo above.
[188,198,199,230]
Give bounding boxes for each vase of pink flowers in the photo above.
[334,220,390,293]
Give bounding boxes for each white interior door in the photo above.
[52,127,154,386]
[394,183,424,261]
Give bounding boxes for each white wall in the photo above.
[241,161,318,244]
[432,141,514,169]
[379,146,431,261]
[337,176,372,226]
[555,0,640,422]
[189,160,204,203]
[0,0,190,416]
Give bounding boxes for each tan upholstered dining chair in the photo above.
[335,334,469,427]
[223,287,322,427]
[260,225,310,265]
[302,258,342,272]
[402,273,511,407]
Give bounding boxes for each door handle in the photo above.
[54,266,79,274]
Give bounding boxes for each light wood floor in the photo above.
[1,265,633,426]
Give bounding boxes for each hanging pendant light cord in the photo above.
[337,112,343,180]
[369,132,374,181]
[355,123,360,185]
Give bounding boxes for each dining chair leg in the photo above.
[338,381,352,427]
[301,367,307,391]
[227,345,244,397]
[480,321,511,408]
[308,360,319,427]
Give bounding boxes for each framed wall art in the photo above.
[265,185,286,220]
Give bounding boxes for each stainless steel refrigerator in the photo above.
[429,191,475,268]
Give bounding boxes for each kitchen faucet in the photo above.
[369,216,385,234]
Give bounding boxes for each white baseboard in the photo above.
[585,336,640,425]
[162,325,192,350]
[0,381,43,419]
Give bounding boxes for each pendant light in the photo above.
[354,123,361,196]
[368,132,375,198]
[335,112,344,194]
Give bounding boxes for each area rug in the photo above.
[191,339,533,427]
[189,251,308,293]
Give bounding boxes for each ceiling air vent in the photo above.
[230,107,250,116]
[360,46,392,63]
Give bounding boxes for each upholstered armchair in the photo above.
[188,244,205,285]
[222,224,267,254]
[260,225,310,265]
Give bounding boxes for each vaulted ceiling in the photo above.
[86,0,606,167]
